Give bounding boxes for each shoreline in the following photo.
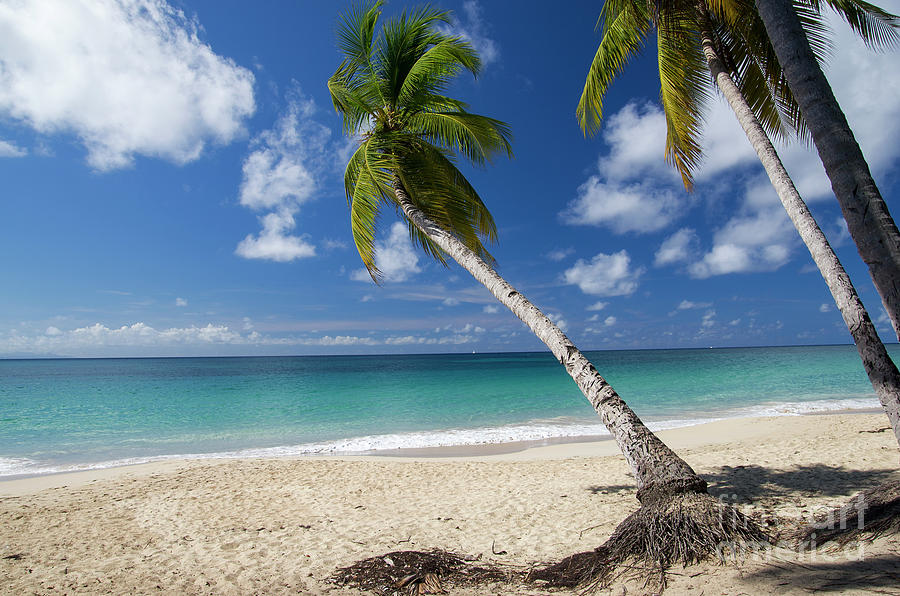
[0,409,889,497]
[1,411,898,595]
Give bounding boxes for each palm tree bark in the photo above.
[697,6,900,448]
[753,0,900,340]
[391,180,706,503]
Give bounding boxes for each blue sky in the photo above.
[1,0,899,358]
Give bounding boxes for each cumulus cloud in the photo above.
[440,1,499,66]
[236,95,328,262]
[236,208,316,262]
[604,316,617,327]
[0,139,26,157]
[563,250,643,297]
[596,102,681,184]
[4,322,249,354]
[561,102,689,236]
[655,228,699,267]
[561,177,682,234]
[0,320,502,356]
[688,202,794,278]
[0,0,255,170]
[587,301,608,311]
[351,222,421,283]
[483,305,499,314]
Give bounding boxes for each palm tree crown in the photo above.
[579,0,897,189]
[328,0,512,281]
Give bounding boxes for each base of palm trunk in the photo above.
[528,491,769,591]
[794,480,900,548]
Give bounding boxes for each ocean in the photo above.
[0,344,894,478]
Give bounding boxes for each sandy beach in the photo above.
[1,412,898,595]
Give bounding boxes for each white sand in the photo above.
[1,413,898,594]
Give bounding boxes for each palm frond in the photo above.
[346,139,397,282]
[810,0,900,48]
[395,140,498,264]
[657,11,711,189]
[328,63,379,135]
[711,16,793,143]
[578,1,651,135]
[397,39,479,109]
[408,111,513,165]
[336,0,383,69]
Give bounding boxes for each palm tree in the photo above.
[752,0,900,339]
[329,1,764,582]
[579,0,900,447]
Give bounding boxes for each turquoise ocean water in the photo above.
[1,345,896,478]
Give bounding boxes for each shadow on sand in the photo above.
[746,553,900,593]
[701,463,900,503]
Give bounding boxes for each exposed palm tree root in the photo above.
[795,480,900,548]
[330,549,524,594]
[529,491,770,592]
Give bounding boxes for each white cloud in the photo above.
[175,297,187,307]
[561,102,689,237]
[351,222,421,283]
[483,305,499,314]
[563,250,643,296]
[819,303,831,313]
[0,0,255,170]
[701,310,716,329]
[688,203,794,278]
[655,228,699,267]
[604,316,617,327]
[677,300,712,310]
[236,208,316,262]
[236,95,328,262]
[587,301,608,311]
[596,102,681,184]
[440,1,499,66]
[546,247,574,261]
[561,177,682,233]
[0,139,26,157]
[5,322,249,353]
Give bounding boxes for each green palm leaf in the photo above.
[657,10,710,189]
[330,1,511,282]
[813,0,899,48]
[578,1,651,135]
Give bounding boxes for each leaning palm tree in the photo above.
[752,0,900,339]
[579,0,900,448]
[330,0,765,584]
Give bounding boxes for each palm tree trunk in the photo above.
[391,180,705,503]
[753,0,900,341]
[696,6,900,448]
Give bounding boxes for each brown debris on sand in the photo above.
[529,491,770,591]
[330,549,523,594]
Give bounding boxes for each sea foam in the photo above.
[0,395,881,478]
